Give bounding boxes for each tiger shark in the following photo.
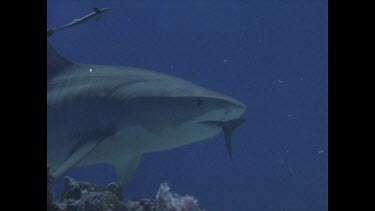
[47,41,246,188]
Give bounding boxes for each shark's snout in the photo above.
[225,99,246,119]
[200,96,246,123]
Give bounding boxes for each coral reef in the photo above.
[156,183,203,211]
[47,167,204,211]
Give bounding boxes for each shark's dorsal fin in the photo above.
[47,41,73,78]
[93,7,101,13]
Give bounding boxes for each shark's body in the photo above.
[47,8,111,36]
[47,42,246,187]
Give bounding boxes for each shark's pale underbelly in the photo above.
[79,123,222,167]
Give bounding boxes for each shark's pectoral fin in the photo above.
[52,138,102,179]
[112,154,142,189]
[52,127,116,180]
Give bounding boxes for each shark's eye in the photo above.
[196,99,204,108]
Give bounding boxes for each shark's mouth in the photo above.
[200,117,246,160]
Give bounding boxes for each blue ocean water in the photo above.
[47,0,327,210]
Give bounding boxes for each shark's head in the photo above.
[92,67,248,154]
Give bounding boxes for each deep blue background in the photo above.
[48,0,327,210]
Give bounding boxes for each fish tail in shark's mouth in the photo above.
[200,117,246,160]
